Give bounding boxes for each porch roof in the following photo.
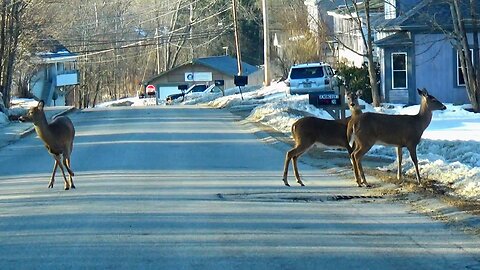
[375,32,413,47]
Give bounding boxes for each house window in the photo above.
[385,0,396,19]
[457,49,473,86]
[392,52,407,89]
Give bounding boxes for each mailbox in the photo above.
[309,91,341,106]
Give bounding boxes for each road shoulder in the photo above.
[229,106,480,237]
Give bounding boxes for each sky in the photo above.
[2,82,479,200]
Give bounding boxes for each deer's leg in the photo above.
[291,143,312,186]
[396,146,403,181]
[353,144,372,187]
[346,143,355,169]
[292,156,305,186]
[49,159,59,188]
[282,149,294,186]
[63,156,75,189]
[54,155,70,190]
[283,143,311,186]
[351,156,363,187]
[351,148,364,187]
[407,146,421,184]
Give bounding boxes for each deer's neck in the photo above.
[417,102,433,131]
[350,107,363,120]
[33,114,53,144]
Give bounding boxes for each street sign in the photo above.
[184,72,212,82]
[146,85,156,95]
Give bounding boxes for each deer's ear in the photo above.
[417,88,427,96]
[37,100,45,110]
[356,90,363,97]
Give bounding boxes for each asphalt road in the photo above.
[0,105,479,270]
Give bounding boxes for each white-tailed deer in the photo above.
[20,100,76,190]
[348,88,446,186]
[282,91,361,186]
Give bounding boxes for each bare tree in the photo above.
[1,0,240,108]
[333,0,381,106]
[270,0,320,78]
[0,0,29,111]
[450,0,480,112]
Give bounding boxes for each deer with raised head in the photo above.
[282,91,362,187]
[20,100,76,190]
[348,88,446,186]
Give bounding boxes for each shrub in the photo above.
[335,62,379,104]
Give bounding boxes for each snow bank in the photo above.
[0,112,8,125]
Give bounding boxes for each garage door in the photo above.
[157,85,180,101]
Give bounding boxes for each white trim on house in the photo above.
[391,52,408,89]
[456,49,473,86]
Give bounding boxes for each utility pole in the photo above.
[232,0,243,75]
[156,27,161,74]
[155,0,161,74]
[262,0,271,86]
[190,2,195,59]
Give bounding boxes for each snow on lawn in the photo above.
[0,98,39,125]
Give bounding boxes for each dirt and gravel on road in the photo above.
[231,108,480,237]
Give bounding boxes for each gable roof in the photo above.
[375,32,413,47]
[145,55,259,85]
[378,0,479,32]
[192,55,258,76]
[34,38,77,63]
[327,0,384,16]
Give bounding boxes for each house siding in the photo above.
[414,34,470,104]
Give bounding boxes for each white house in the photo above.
[30,42,79,106]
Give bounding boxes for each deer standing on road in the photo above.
[282,91,362,187]
[20,100,76,190]
[348,88,446,186]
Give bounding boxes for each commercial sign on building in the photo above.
[184,72,212,82]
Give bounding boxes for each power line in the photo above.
[62,6,233,59]
[74,27,233,63]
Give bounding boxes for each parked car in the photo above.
[166,84,208,104]
[285,62,340,95]
[203,84,223,94]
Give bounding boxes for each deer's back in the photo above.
[292,116,348,147]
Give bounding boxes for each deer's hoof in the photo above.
[284,183,290,187]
